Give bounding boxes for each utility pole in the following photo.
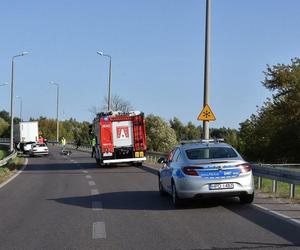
[203,0,211,140]
[49,81,60,142]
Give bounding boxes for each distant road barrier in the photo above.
[49,141,91,152]
[0,138,10,143]
[145,151,300,199]
[0,148,17,167]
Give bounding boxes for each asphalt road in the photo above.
[0,146,300,250]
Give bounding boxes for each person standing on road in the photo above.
[61,137,66,152]
[91,137,96,158]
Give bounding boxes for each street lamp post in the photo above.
[10,52,29,152]
[16,96,23,121]
[49,81,60,142]
[97,51,112,111]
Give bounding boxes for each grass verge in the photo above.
[0,149,9,160]
[0,156,25,184]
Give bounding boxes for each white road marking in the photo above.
[85,175,92,179]
[83,170,88,174]
[91,189,99,195]
[92,201,103,211]
[93,222,106,239]
[88,180,96,186]
[254,204,300,226]
[0,158,28,189]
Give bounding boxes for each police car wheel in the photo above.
[172,182,182,207]
[239,193,254,204]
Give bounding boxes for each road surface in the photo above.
[0,146,299,249]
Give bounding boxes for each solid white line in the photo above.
[85,175,92,179]
[91,189,99,195]
[93,222,106,239]
[88,180,96,186]
[92,201,103,211]
[253,204,300,226]
[0,158,28,189]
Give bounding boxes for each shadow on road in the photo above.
[49,191,243,211]
[224,203,300,247]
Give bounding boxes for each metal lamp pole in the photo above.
[16,96,23,121]
[97,51,112,111]
[10,52,29,152]
[49,81,60,142]
[203,0,211,140]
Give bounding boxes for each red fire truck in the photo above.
[92,111,147,166]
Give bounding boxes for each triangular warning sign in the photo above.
[197,104,216,121]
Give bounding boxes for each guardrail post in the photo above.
[272,180,277,193]
[289,184,295,199]
[257,176,263,190]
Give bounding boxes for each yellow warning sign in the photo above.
[197,104,216,121]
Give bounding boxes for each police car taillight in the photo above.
[182,167,199,176]
[238,163,252,173]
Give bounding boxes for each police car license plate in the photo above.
[209,183,234,190]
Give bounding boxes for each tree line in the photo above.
[0,58,299,163]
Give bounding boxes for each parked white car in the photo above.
[23,141,36,153]
[29,143,49,156]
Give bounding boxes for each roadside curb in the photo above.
[0,157,28,189]
[141,163,160,176]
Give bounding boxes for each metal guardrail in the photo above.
[0,150,17,167]
[252,164,300,198]
[145,151,300,199]
[0,138,10,143]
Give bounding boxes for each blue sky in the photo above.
[0,0,299,128]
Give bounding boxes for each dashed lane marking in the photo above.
[83,170,88,174]
[93,222,106,239]
[85,175,92,179]
[88,180,96,186]
[92,201,103,211]
[91,189,99,195]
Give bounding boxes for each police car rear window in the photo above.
[185,147,238,160]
